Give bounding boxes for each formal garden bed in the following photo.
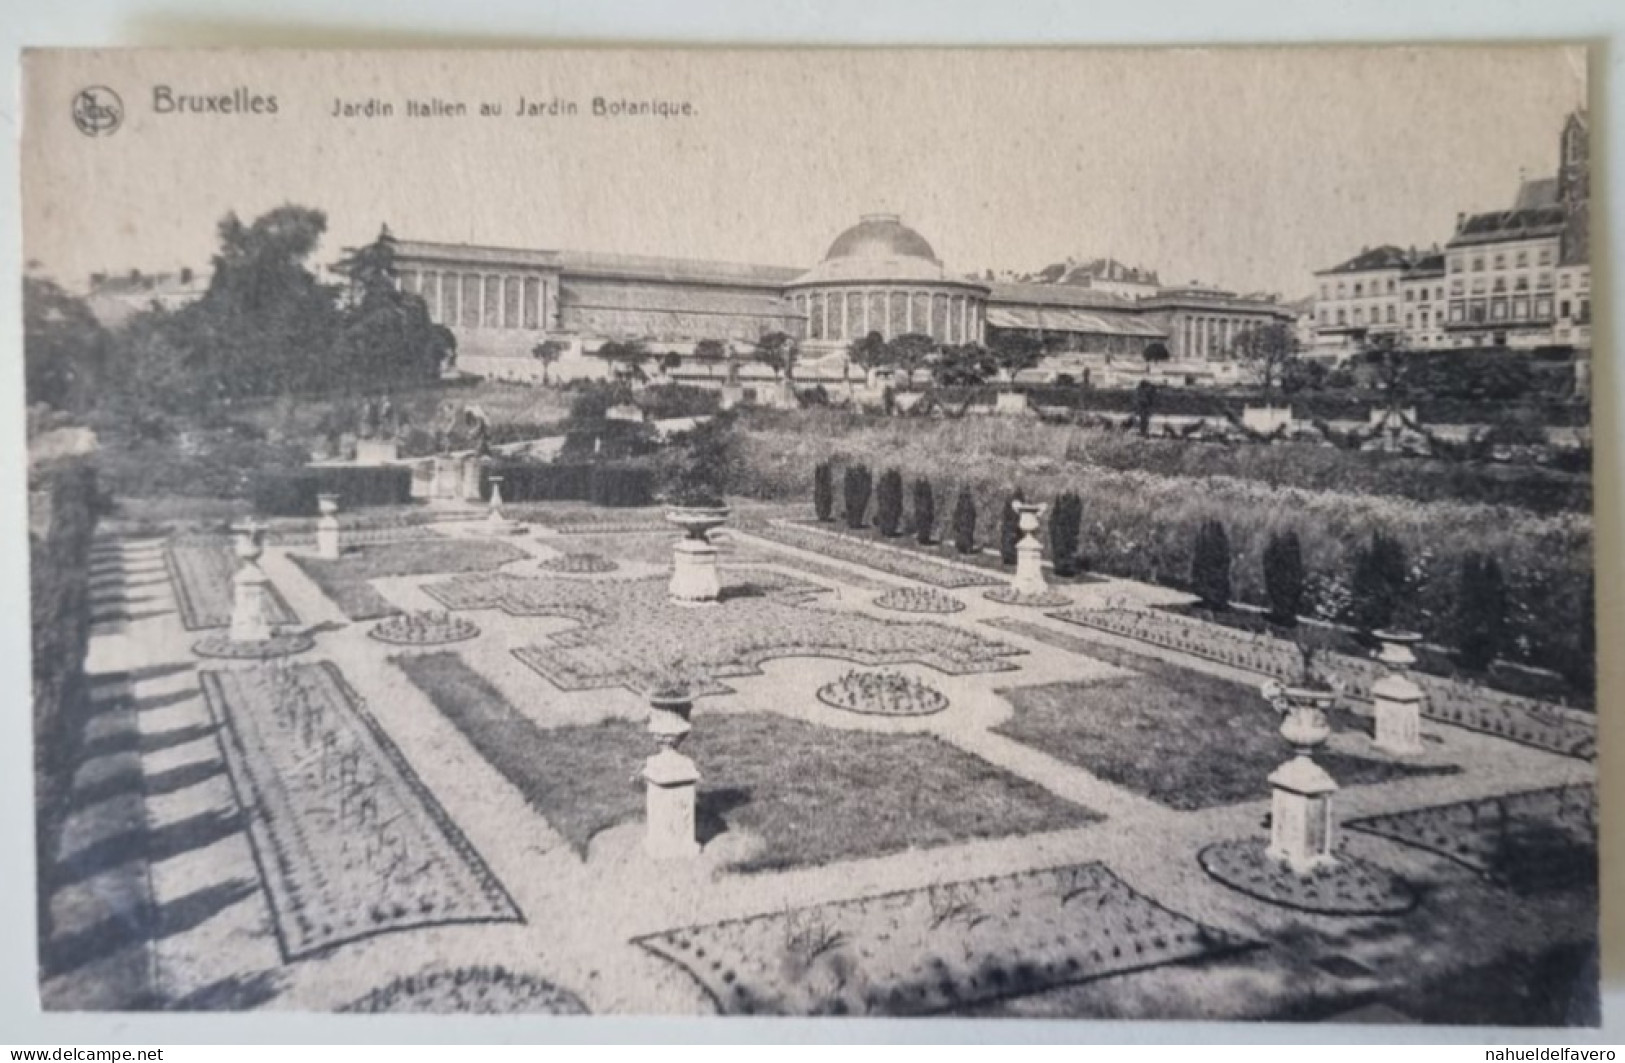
[341,966,588,1014]
[165,537,299,631]
[423,570,1022,697]
[192,631,315,659]
[874,586,965,614]
[1049,606,1595,760]
[750,522,1002,589]
[198,662,520,960]
[1197,839,1417,916]
[290,538,529,620]
[394,652,1090,871]
[984,618,1453,810]
[817,670,949,717]
[984,586,1073,608]
[1345,785,1597,895]
[369,611,481,646]
[634,861,1254,1015]
[534,552,620,575]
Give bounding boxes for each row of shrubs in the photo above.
[252,465,415,516]
[809,460,1593,689]
[481,461,656,507]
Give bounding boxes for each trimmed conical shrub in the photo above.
[1263,530,1305,626]
[843,464,872,529]
[912,479,935,545]
[1050,491,1082,577]
[952,488,977,555]
[876,468,904,537]
[1456,552,1507,672]
[813,461,834,522]
[1190,519,1232,610]
[1350,530,1407,632]
[999,489,1026,566]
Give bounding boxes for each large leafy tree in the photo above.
[754,331,799,379]
[988,331,1043,388]
[333,224,454,390]
[1231,321,1301,394]
[23,276,109,412]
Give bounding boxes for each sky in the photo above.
[21,44,1589,300]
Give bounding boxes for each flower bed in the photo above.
[165,537,299,631]
[289,538,528,620]
[198,662,520,960]
[984,586,1073,608]
[873,586,965,614]
[341,966,588,1014]
[1197,838,1417,916]
[1050,606,1595,760]
[423,571,1022,697]
[1345,785,1597,894]
[370,611,481,646]
[817,670,949,717]
[634,861,1254,1015]
[748,522,1002,590]
[535,552,620,575]
[192,631,315,659]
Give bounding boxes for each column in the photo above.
[959,295,969,345]
[905,291,915,334]
[862,288,871,335]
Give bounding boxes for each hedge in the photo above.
[253,466,414,516]
[481,462,654,508]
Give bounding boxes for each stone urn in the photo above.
[647,689,695,752]
[316,493,340,518]
[1263,680,1340,873]
[1373,629,1423,670]
[1011,501,1048,596]
[1278,686,1336,754]
[232,522,266,563]
[643,686,701,859]
[665,504,731,605]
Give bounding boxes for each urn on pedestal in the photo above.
[1262,680,1339,874]
[664,503,730,605]
[642,686,701,860]
[315,493,341,560]
[1371,629,1426,756]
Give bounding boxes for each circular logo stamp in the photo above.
[72,86,124,137]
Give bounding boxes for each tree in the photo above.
[952,488,977,554]
[847,331,888,373]
[531,339,566,385]
[1050,491,1082,577]
[999,489,1026,566]
[1133,380,1157,437]
[597,339,650,382]
[1349,530,1408,633]
[1231,322,1301,394]
[843,464,872,529]
[332,225,454,390]
[813,461,834,521]
[693,339,728,363]
[875,468,904,537]
[1263,531,1306,625]
[23,276,109,412]
[933,343,996,386]
[989,332,1042,389]
[887,333,937,382]
[1141,341,1171,364]
[1190,519,1232,610]
[1455,553,1507,671]
[755,331,799,379]
[912,479,936,545]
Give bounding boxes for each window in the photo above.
[1538,272,1553,289]
[1538,248,1553,266]
[1336,282,1346,298]
[1354,282,1363,297]
[1436,287,1444,301]
[1336,308,1346,325]
[1318,308,1327,323]
[1514,276,1528,292]
[1386,305,1395,323]
[1421,309,1430,327]
[1451,280,1464,296]
[1353,307,1363,325]
[1450,304,1464,323]
[1405,289,1414,302]
[1406,312,1414,327]
[1561,300,1571,318]
[1493,253,1505,269]
[1387,279,1396,293]
[1471,279,1486,295]
[1493,278,1505,293]
[1449,255,1463,273]
[1536,297,1553,318]
[1472,256,1485,272]
[1560,274,1571,288]
[1516,250,1528,267]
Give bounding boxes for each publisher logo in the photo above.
[72,86,124,136]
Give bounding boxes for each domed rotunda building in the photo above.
[785,214,990,357]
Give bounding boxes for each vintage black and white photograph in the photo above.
[20,45,1601,1023]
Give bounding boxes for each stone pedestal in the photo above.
[355,438,399,465]
[1372,631,1425,756]
[460,457,484,502]
[1010,503,1048,597]
[429,456,463,503]
[315,493,341,560]
[669,538,721,604]
[1267,754,1338,874]
[719,384,745,411]
[643,748,701,860]
[230,562,273,642]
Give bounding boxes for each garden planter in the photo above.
[665,506,730,605]
[1371,629,1425,756]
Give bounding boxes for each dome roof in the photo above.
[792,214,985,289]
[823,214,940,264]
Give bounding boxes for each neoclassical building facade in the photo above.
[390,213,1288,383]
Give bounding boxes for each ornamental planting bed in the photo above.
[984,586,1073,608]
[341,966,588,1014]
[750,522,1003,590]
[394,652,1089,871]
[369,611,481,646]
[1049,606,1595,760]
[199,661,520,960]
[192,631,315,659]
[983,618,1452,810]
[874,587,965,614]
[423,570,1021,697]
[1197,839,1417,916]
[817,670,949,717]
[534,552,620,575]
[1345,785,1597,894]
[290,538,529,620]
[165,537,300,631]
[634,862,1254,1016]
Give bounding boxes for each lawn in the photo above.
[395,652,1095,871]
[290,538,527,620]
[989,625,1453,811]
